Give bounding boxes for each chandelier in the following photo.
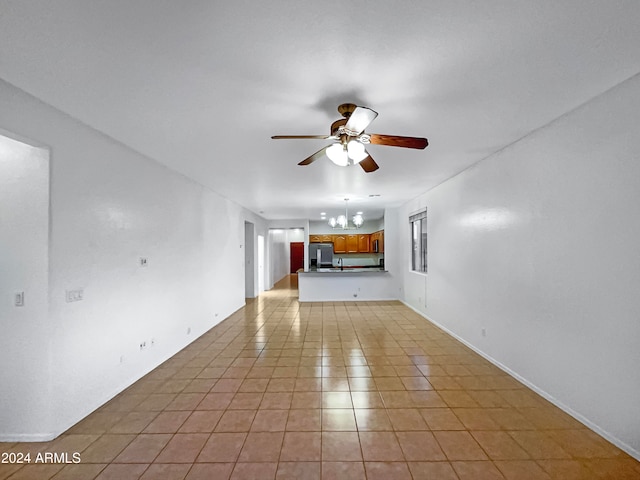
[328,198,364,229]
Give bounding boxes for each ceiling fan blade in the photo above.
[298,146,328,166]
[368,133,428,149]
[344,106,378,135]
[359,154,379,173]
[272,135,331,140]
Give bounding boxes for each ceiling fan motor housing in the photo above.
[337,103,357,118]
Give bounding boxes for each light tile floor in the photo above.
[1,275,639,479]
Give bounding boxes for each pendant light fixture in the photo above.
[328,198,364,230]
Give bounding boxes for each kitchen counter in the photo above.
[298,267,394,302]
[307,266,386,273]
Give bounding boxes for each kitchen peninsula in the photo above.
[298,267,394,302]
[299,224,396,301]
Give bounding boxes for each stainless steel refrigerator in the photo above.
[309,243,333,268]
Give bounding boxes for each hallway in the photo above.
[0,276,638,479]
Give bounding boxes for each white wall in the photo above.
[268,229,288,288]
[309,218,383,234]
[0,133,51,439]
[0,79,261,440]
[400,74,640,458]
[383,207,401,293]
[288,228,304,243]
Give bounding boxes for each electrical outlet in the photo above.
[15,292,24,307]
[66,289,84,302]
[187,327,191,335]
[481,328,487,337]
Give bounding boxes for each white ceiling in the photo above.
[1,1,639,221]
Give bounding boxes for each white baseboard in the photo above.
[0,433,56,442]
[401,300,640,462]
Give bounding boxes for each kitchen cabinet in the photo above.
[370,231,378,251]
[333,235,347,253]
[332,232,382,253]
[346,234,358,253]
[309,234,333,243]
[371,230,385,253]
[358,234,370,253]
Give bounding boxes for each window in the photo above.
[410,209,427,273]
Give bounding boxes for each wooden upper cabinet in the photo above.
[370,230,384,253]
[333,235,347,253]
[310,234,334,243]
[358,234,371,253]
[323,231,382,253]
[346,234,358,253]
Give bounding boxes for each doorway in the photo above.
[244,221,255,298]
[290,242,304,273]
[0,132,50,438]
[258,234,265,293]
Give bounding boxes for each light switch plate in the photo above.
[15,292,24,307]
[66,289,84,302]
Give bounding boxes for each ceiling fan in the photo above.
[272,103,428,172]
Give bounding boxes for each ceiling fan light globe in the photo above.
[326,143,349,166]
[347,140,368,162]
[336,215,347,228]
[328,217,337,228]
[353,214,364,227]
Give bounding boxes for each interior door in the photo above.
[290,242,304,273]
